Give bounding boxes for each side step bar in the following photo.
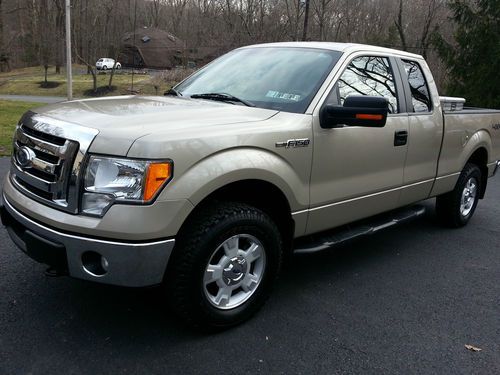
[294,205,426,254]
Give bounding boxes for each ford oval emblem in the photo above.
[16,146,36,168]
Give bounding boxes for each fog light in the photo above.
[81,251,108,277]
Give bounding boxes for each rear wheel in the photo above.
[166,202,283,330]
[102,65,107,70]
[436,163,482,227]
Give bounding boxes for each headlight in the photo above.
[82,156,172,216]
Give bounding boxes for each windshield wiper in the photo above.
[190,93,255,107]
[164,87,182,97]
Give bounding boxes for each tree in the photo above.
[434,0,500,108]
[39,0,51,84]
[0,0,8,72]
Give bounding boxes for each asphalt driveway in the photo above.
[0,157,498,374]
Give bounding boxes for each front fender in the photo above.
[160,147,309,211]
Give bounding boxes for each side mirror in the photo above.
[320,96,389,128]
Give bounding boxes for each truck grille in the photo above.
[10,111,98,214]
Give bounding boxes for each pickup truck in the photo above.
[2,42,500,329]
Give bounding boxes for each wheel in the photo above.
[165,202,283,330]
[116,64,121,69]
[436,163,482,227]
[102,65,107,70]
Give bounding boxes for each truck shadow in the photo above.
[49,201,441,341]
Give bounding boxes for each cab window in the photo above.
[401,59,432,112]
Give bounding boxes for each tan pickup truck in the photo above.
[2,43,500,329]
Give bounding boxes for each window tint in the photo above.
[336,56,399,114]
[402,60,432,112]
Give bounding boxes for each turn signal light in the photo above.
[355,114,383,121]
[144,162,172,201]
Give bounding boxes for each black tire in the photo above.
[102,65,107,70]
[165,202,283,330]
[436,163,482,227]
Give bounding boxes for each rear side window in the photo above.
[402,60,432,112]
[335,56,399,114]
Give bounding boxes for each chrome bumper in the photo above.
[1,194,175,287]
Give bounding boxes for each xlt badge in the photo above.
[275,138,310,148]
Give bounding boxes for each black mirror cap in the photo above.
[320,96,389,128]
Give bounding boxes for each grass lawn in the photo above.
[0,100,43,156]
[0,65,177,98]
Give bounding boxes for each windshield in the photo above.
[176,47,342,113]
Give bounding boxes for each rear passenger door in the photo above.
[395,58,444,205]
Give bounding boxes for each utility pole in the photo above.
[65,0,73,101]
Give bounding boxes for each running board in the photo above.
[294,205,426,254]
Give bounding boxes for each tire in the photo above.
[165,202,283,330]
[102,65,107,70]
[116,64,121,69]
[436,163,482,227]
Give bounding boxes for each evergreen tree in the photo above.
[434,0,500,108]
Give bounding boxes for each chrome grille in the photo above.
[10,111,99,213]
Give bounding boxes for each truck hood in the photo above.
[33,96,279,155]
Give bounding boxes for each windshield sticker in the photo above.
[266,91,301,102]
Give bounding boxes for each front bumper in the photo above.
[1,195,175,287]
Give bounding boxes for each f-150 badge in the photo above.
[275,138,310,148]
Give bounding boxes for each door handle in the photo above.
[394,130,408,146]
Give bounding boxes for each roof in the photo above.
[239,42,423,60]
[121,28,185,68]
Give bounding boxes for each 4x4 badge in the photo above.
[275,138,310,148]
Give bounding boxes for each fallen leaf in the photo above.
[465,344,482,352]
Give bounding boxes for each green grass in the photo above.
[0,65,175,98]
[0,100,43,156]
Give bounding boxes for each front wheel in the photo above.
[436,163,482,227]
[165,202,283,330]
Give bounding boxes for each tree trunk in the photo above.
[302,0,310,41]
[0,0,3,52]
[54,0,65,74]
[395,0,407,51]
[108,58,118,90]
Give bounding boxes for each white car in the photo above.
[96,58,121,70]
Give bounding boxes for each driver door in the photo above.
[307,54,409,234]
